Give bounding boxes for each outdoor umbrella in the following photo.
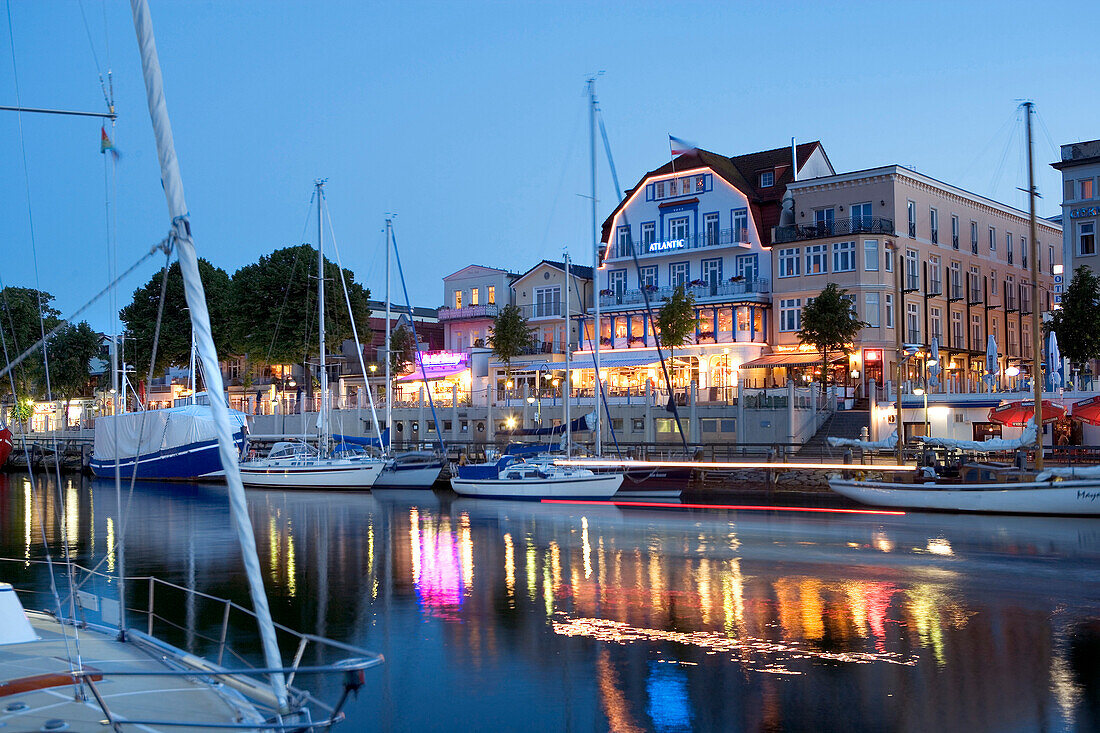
[983,334,998,389]
[928,336,940,389]
[988,399,1067,427]
[1071,395,1100,426]
[1048,330,1063,392]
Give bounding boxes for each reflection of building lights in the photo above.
[503,533,515,605]
[581,517,592,579]
[925,538,953,556]
[872,530,894,553]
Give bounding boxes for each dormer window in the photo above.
[760,171,774,187]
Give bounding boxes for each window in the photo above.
[779,299,801,332]
[669,178,678,197]
[640,266,657,289]
[930,208,939,244]
[885,293,894,328]
[454,290,462,308]
[950,261,962,299]
[1082,178,1094,201]
[1079,222,1096,256]
[736,253,757,282]
[907,200,916,238]
[778,248,800,277]
[1050,245,1056,269]
[971,314,982,346]
[471,287,479,306]
[833,241,855,272]
[970,221,979,254]
[669,216,689,241]
[1006,232,1012,261]
[533,286,561,317]
[695,175,706,193]
[655,181,665,198]
[969,266,981,299]
[732,208,749,240]
[990,270,998,296]
[806,244,828,275]
[1022,239,1028,269]
[632,418,645,432]
[906,301,920,343]
[704,213,719,246]
[1066,179,1076,202]
[865,292,880,327]
[701,258,723,286]
[952,311,963,346]
[852,202,872,230]
[670,262,689,287]
[864,240,879,271]
[930,306,942,342]
[815,208,835,235]
[905,249,919,290]
[487,285,495,304]
[929,255,942,294]
[641,222,655,248]
[885,246,893,272]
[951,215,960,249]
[616,226,632,257]
[760,170,774,187]
[608,271,626,296]
[989,226,996,252]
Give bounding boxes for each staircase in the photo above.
[801,410,870,455]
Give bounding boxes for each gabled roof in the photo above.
[514,259,595,283]
[443,264,521,281]
[600,141,828,247]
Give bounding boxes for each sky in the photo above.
[0,1,1095,335]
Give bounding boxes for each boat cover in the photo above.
[333,428,390,449]
[93,404,247,461]
[918,418,1037,452]
[517,412,596,437]
[827,429,897,450]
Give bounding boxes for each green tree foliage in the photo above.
[655,285,696,361]
[230,244,370,367]
[1048,266,1100,369]
[797,283,868,387]
[389,325,416,375]
[47,321,101,416]
[489,304,534,378]
[0,287,61,399]
[119,259,232,378]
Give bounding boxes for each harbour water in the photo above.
[2,471,1100,732]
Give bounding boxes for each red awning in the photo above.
[987,400,1067,427]
[1072,396,1100,426]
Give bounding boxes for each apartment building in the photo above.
[438,265,518,351]
[1053,139,1100,282]
[771,166,1061,397]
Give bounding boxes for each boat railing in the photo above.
[1,557,383,729]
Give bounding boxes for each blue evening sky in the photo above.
[0,1,1092,334]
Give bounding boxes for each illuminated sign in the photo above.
[864,349,882,362]
[1070,206,1100,218]
[648,239,686,252]
[415,351,468,369]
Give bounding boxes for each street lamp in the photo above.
[913,386,929,437]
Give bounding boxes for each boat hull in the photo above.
[450,473,623,500]
[373,463,443,489]
[89,434,243,481]
[238,461,383,489]
[0,427,11,467]
[828,477,1100,515]
[613,466,691,499]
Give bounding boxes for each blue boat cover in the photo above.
[332,428,390,449]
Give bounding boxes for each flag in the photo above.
[669,134,695,158]
[100,125,119,159]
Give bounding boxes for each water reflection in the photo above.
[2,472,1100,731]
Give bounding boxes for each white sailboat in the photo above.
[239,181,384,490]
[826,103,1100,515]
[451,251,622,499]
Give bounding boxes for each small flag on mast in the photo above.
[100,125,119,159]
[669,134,695,157]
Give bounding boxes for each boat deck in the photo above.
[0,612,264,732]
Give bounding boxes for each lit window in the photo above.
[778,248,800,278]
[454,290,462,309]
[1082,178,1094,200]
[805,244,828,275]
[487,286,495,304]
[471,288,479,306]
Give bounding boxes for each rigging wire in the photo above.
[264,190,315,369]
[76,0,112,111]
[988,107,1022,203]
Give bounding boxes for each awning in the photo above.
[739,353,846,369]
[395,365,468,382]
[576,352,661,369]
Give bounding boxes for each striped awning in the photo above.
[739,352,845,369]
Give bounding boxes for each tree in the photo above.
[797,283,868,388]
[230,244,371,370]
[389,325,415,376]
[489,304,533,382]
[1048,266,1100,373]
[119,259,232,379]
[47,321,100,424]
[0,287,61,399]
[655,285,696,366]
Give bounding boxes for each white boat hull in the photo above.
[239,460,383,489]
[828,477,1100,515]
[450,473,623,500]
[374,464,443,489]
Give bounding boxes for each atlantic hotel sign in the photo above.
[648,238,686,252]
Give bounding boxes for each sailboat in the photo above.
[371,218,445,489]
[826,103,1100,515]
[451,252,623,499]
[238,181,384,490]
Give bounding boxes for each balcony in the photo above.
[598,278,770,308]
[927,278,943,296]
[438,303,499,321]
[516,303,565,320]
[610,226,751,259]
[904,274,920,292]
[773,217,893,244]
[952,234,959,249]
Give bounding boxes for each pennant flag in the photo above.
[669,134,695,158]
[100,125,120,160]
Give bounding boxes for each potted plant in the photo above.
[599,288,614,297]
[689,278,707,288]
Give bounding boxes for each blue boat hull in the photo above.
[90,432,245,481]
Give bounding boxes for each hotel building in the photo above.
[1053,139,1100,280]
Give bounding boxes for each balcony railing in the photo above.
[516,303,565,319]
[773,217,894,244]
[598,278,770,308]
[952,234,959,249]
[908,222,916,238]
[611,226,751,259]
[904,274,920,292]
[438,303,500,321]
[928,278,943,296]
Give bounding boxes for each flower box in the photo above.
[688,279,707,287]
[599,289,614,296]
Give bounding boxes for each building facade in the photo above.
[438,265,518,351]
[1053,139,1100,280]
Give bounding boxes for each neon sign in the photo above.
[415,351,468,369]
[1071,206,1100,218]
[648,239,685,252]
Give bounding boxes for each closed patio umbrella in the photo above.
[988,399,1067,427]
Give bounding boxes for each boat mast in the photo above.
[1025,101,1043,471]
[589,77,601,457]
[317,179,329,457]
[385,218,392,456]
[564,251,571,458]
[129,0,288,711]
